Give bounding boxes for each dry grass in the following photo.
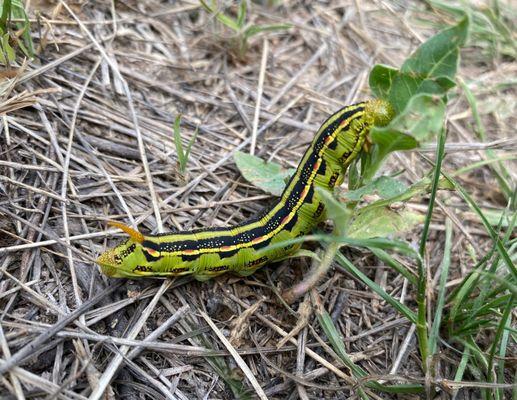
[0,1,515,399]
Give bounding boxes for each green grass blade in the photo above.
[452,347,470,400]
[459,79,512,197]
[442,172,517,280]
[244,23,291,40]
[315,306,423,394]
[496,305,513,399]
[452,154,517,178]
[417,125,447,369]
[184,126,199,162]
[487,295,515,386]
[370,247,417,286]
[0,0,11,31]
[429,217,453,354]
[172,115,187,172]
[336,253,417,323]
[316,310,366,377]
[200,0,240,31]
[236,1,246,28]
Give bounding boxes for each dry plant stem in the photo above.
[0,323,24,400]
[226,293,359,387]
[61,58,102,308]
[88,280,173,400]
[125,304,190,360]
[59,0,163,232]
[389,323,416,375]
[154,93,305,210]
[282,241,339,304]
[2,364,87,400]
[0,207,98,263]
[2,324,213,356]
[1,2,514,397]
[0,281,123,375]
[250,39,268,156]
[200,311,269,400]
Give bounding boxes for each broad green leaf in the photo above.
[357,177,454,214]
[343,176,408,202]
[362,94,445,181]
[388,74,454,113]
[374,94,446,143]
[369,64,400,100]
[368,16,469,112]
[234,151,294,196]
[370,130,418,153]
[361,130,417,182]
[401,17,468,77]
[347,206,423,239]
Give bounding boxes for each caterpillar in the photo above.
[97,99,394,280]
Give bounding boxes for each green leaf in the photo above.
[361,130,417,182]
[315,310,366,377]
[243,23,291,40]
[368,16,469,112]
[365,177,454,211]
[401,17,468,78]
[371,130,418,154]
[388,74,454,114]
[361,94,445,182]
[236,1,247,29]
[315,188,352,236]
[343,175,408,202]
[374,94,446,143]
[369,64,399,100]
[200,0,240,31]
[1,32,15,63]
[184,126,199,164]
[347,206,423,240]
[234,151,295,196]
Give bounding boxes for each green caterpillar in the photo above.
[97,99,393,280]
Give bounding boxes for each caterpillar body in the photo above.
[97,99,393,280]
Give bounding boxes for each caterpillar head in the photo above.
[96,221,160,278]
[364,99,395,128]
[362,99,395,152]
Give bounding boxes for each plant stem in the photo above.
[417,125,447,372]
[282,241,339,304]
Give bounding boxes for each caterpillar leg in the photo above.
[235,267,261,277]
